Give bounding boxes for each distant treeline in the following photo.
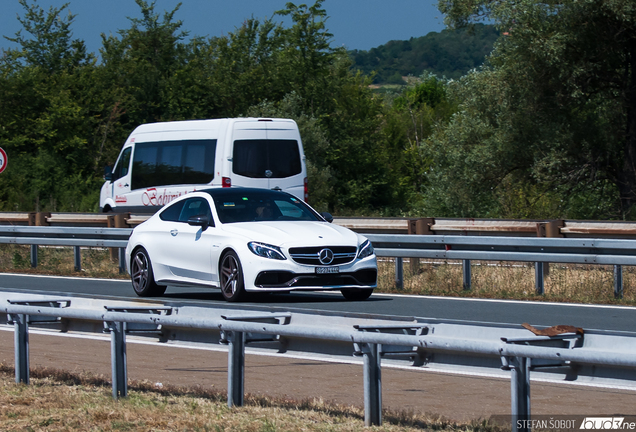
[350,24,499,83]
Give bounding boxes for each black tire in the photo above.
[131,247,166,297]
[341,288,373,301]
[220,251,247,302]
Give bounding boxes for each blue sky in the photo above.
[0,0,446,54]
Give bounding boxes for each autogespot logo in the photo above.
[319,248,334,265]
[580,418,629,429]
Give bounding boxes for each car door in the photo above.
[156,197,218,284]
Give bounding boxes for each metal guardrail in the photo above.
[366,234,633,297]
[3,295,636,431]
[4,211,636,238]
[0,226,130,273]
[0,226,633,297]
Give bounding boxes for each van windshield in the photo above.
[131,139,216,189]
[232,139,301,179]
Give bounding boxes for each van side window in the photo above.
[131,140,216,190]
[233,140,301,178]
[112,147,132,180]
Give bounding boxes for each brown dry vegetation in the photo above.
[377,259,636,305]
[0,365,503,432]
[0,245,634,305]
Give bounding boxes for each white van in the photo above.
[99,118,307,213]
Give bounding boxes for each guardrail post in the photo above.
[108,213,129,264]
[535,263,544,295]
[30,212,50,268]
[119,248,127,274]
[395,258,403,290]
[226,330,245,407]
[30,245,38,268]
[106,321,127,399]
[12,313,29,384]
[614,265,623,299]
[361,343,382,426]
[509,356,531,432]
[74,246,81,272]
[408,218,433,275]
[463,260,471,290]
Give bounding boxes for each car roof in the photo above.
[200,187,292,199]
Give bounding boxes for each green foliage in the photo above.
[0,0,451,215]
[428,0,636,219]
[350,24,499,83]
[12,0,628,220]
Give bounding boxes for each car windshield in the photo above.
[209,190,321,224]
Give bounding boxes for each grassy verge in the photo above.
[1,244,634,306]
[0,365,502,432]
[378,258,636,305]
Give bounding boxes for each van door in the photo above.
[230,120,304,195]
[111,146,132,207]
[263,125,305,198]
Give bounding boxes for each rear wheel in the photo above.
[220,251,247,302]
[131,248,166,297]
[341,288,373,301]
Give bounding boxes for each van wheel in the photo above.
[220,251,247,302]
[131,248,166,297]
[341,288,373,301]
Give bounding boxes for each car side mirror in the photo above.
[104,166,113,181]
[320,212,333,223]
[187,215,210,230]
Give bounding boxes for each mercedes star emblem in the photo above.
[319,248,334,265]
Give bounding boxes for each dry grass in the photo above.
[378,259,636,305]
[1,244,634,305]
[0,244,127,280]
[0,364,503,432]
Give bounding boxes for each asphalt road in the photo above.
[0,273,634,333]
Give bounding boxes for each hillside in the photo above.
[350,24,499,83]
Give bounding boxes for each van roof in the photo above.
[132,118,296,134]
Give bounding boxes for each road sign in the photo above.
[0,147,6,173]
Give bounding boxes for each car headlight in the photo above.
[357,239,374,260]
[248,242,286,260]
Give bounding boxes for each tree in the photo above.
[0,0,103,211]
[100,0,189,125]
[430,0,636,219]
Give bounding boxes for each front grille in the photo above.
[254,269,377,288]
[289,246,357,265]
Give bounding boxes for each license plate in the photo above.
[316,266,339,274]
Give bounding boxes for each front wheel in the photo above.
[220,251,247,302]
[341,288,373,301]
[131,247,166,297]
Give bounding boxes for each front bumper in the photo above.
[253,268,377,290]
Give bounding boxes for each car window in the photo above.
[211,191,319,224]
[159,200,186,222]
[178,198,213,224]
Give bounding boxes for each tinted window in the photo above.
[113,147,132,180]
[232,140,301,178]
[178,198,212,223]
[211,191,319,224]
[132,139,216,190]
[159,200,186,222]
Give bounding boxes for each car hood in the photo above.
[220,221,362,247]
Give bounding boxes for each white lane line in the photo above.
[0,273,130,283]
[372,292,636,310]
[2,326,633,391]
